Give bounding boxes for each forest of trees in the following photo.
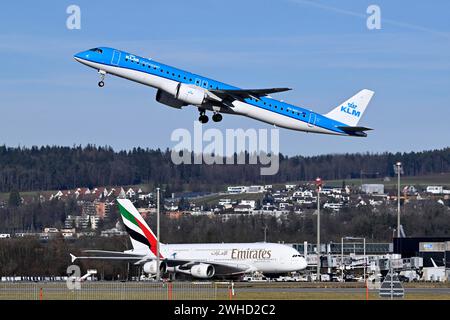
[0,199,82,233]
[0,145,449,193]
[0,236,130,279]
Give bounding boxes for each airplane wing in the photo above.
[82,250,144,257]
[71,251,252,274]
[165,259,253,275]
[210,87,291,101]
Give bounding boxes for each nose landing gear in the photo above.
[98,70,106,87]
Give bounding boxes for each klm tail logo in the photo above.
[340,102,360,117]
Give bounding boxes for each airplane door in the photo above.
[308,113,316,127]
[111,50,121,65]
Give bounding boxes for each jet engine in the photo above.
[190,263,215,279]
[156,83,207,108]
[175,83,207,105]
[142,260,167,274]
[156,89,186,109]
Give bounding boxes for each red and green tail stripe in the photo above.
[118,201,163,258]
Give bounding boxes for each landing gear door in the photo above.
[308,113,316,127]
[111,50,121,66]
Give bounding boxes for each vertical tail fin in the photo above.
[117,199,161,257]
[325,89,374,126]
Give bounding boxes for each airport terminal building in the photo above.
[393,237,450,268]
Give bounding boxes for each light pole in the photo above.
[341,237,344,282]
[315,177,322,281]
[363,237,366,299]
[263,226,268,242]
[156,187,160,282]
[393,162,403,238]
[363,237,366,283]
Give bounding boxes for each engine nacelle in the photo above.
[175,83,207,105]
[156,89,185,109]
[143,261,167,274]
[190,263,215,279]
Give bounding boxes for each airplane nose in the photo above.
[73,51,89,62]
[298,257,307,270]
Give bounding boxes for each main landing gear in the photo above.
[212,113,222,122]
[198,108,209,124]
[98,70,106,87]
[198,109,223,124]
[198,110,223,124]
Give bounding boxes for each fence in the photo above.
[0,281,225,300]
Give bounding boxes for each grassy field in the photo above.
[325,173,450,189]
[0,184,154,202]
[0,190,57,202]
[229,291,450,300]
[1,282,449,300]
[1,172,449,202]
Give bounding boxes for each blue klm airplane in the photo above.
[74,47,374,136]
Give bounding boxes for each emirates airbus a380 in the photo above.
[70,199,307,279]
[74,47,375,137]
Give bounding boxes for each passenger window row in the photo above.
[124,56,220,89]
[123,55,307,118]
[248,98,307,118]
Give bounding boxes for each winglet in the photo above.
[70,253,77,263]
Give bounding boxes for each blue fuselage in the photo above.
[74,47,357,135]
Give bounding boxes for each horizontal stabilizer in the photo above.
[337,126,373,132]
[337,126,373,137]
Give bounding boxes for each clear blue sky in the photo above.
[0,0,449,156]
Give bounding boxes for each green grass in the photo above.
[1,172,449,203]
[229,291,450,300]
[0,184,154,202]
[1,282,449,300]
[0,190,57,202]
[325,173,450,188]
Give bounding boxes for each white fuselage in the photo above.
[133,242,307,274]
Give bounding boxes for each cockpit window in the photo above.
[89,48,103,54]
